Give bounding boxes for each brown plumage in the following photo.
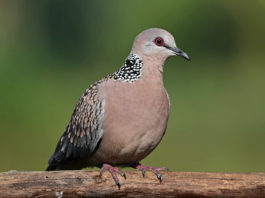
[47,28,190,188]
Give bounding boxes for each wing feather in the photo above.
[47,81,105,170]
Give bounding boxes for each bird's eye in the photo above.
[154,37,165,47]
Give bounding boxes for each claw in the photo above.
[99,163,126,189]
[142,170,146,177]
[122,172,127,180]
[132,163,165,184]
[99,170,103,177]
[157,174,163,184]
[116,181,121,190]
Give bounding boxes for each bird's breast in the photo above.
[93,78,170,165]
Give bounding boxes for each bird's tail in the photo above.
[46,152,61,171]
[46,164,57,171]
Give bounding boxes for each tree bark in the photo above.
[0,170,265,198]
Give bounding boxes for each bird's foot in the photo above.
[99,163,126,189]
[132,163,167,183]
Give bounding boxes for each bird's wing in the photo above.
[47,81,105,170]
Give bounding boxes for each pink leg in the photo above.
[99,163,126,189]
[132,163,167,183]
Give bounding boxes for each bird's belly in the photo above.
[93,116,168,165]
[118,122,167,163]
[91,82,170,166]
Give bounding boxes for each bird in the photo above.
[46,28,190,189]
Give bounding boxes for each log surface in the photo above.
[0,170,265,198]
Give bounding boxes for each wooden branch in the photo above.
[0,170,265,198]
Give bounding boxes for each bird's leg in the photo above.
[131,163,167,183]
[99,163,126,189]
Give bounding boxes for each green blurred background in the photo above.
[0,0,264,172]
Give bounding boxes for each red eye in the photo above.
[154,37,165,46]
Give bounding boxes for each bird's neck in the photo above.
[110,53,165,84]
[141,54,166,75]
[141,57,165,86]
[110,54,143,83]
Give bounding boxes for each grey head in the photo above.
[131,28,190,62]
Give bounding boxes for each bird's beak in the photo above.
[167,46,191,61]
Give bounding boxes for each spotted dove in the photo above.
[46,28,190,188]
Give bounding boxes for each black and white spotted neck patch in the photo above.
[110,54,143,83]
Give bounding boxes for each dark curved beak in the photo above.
[166,45,191,61]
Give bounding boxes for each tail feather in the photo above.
[46,165,57,171]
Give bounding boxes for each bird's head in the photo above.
[131,28,190,62]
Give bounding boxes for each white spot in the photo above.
[55,191,63,198]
